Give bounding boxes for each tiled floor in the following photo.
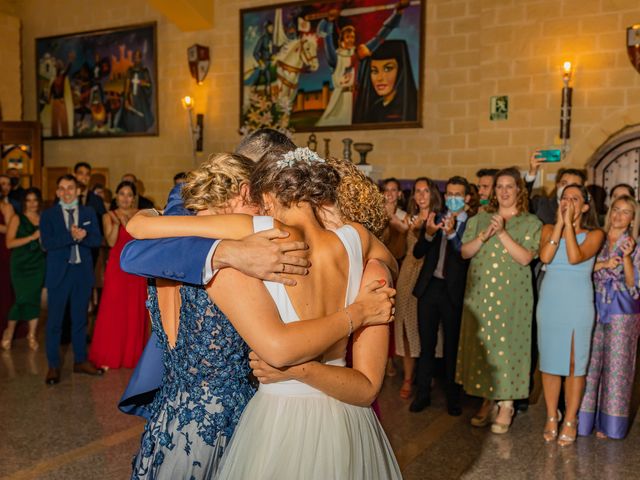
[1,336,639,479]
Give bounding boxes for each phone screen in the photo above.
[537,149,562,163]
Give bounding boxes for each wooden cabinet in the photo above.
[0,121,43,190]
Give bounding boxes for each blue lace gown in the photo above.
[131,285,255,479]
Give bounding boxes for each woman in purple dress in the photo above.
[578,194,640,439]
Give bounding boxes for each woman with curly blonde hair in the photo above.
[456,166,542,434]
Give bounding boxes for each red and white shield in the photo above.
[188,44,210,84]
[627,25,640,74]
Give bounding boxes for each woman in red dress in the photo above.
[89,181,149,369]
[0,175,16,344]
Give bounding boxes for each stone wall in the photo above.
[16,0,640,202]
[0,6,21,121]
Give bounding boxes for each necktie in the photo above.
[66,208,79,263]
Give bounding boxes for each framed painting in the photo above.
[240,0,425,133]
[36,23,158,139]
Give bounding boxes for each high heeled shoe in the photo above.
[558,419,578,447]
[399,379,413,399]
[1,329,12,351]
[27,334,39,351]
[543,410,562,442]
[491,401,515,434]
[470,401,497,427]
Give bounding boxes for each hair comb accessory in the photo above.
[276,147,325,169]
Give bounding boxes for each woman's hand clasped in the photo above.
[352,279,396,328]
[249,351,294,384]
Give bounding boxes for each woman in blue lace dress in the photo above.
[130,153,395,479]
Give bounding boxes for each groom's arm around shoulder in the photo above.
[120,184,216,285]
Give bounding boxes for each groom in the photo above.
[119,129,306,416]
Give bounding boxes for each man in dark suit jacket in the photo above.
[40,174,104,385]
[410,176,471,416]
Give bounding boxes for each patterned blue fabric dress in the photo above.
[131,285,255,479]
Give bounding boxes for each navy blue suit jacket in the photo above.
[119,185,216,418]
[40,204,102,288]
[119,184,215,284]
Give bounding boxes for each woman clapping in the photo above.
[537,184,604,446]
[457,167,542,434]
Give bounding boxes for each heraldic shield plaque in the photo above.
[188,44,210,84]
[627,25,640,74]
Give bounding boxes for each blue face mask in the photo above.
[60,198,79,209]
[445,196,465,213]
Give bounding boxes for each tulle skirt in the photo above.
[217,387,402,479]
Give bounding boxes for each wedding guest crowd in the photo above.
[0,164,157,386]
[1,136,639,448]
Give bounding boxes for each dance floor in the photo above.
[1,334,639,479]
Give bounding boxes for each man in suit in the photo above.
[40,174,104,385]
[73,162,107,223]
[410,176,471,416]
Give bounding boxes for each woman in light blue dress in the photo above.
[537,184,604,446]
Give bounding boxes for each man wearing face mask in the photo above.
[525,151,586,225]
[40,175,104,385]
[410,176,471,416]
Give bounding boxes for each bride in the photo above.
[127,147,402,478]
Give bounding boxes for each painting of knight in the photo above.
[241,0,424,132]
[36,23,157,139]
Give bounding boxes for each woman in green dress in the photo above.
[456,167,542,434]
[2,188,45,351]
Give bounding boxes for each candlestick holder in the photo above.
[342,138,353,163]
[352,142,373,165]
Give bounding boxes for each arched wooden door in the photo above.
[589,126,640,200]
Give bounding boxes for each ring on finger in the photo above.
[281,263,285,273]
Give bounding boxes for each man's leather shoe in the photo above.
[447,404,463,416]
[409,395,431,413]
[514,399,529,413]
[73,361,104,376]
[45,368,60,385]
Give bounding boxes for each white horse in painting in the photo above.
[273,33,319,109]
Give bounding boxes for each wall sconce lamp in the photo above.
[181,95,204,163]
[559,61,573,153]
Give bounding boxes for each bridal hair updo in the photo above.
[250,147,340,211]
[325,156,387,237]
[182,152,255,211]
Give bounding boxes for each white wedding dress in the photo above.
[216,216,402,479]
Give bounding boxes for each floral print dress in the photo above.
[131,285,255,479]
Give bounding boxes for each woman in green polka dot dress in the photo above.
[455,167,542,434]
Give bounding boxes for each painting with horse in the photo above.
[240,0,425,132]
